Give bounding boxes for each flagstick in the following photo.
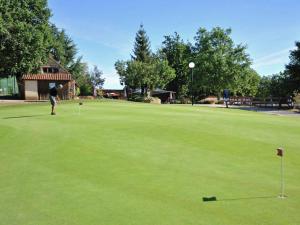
[278,148,286,199]
[279,156,284,198]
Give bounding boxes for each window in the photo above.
[43,67,59,73]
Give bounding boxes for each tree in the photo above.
[115,57,175,97]
[257,76,272,98]
[90,66,105,90]
[256,72,290,98]
[73,62,93,96]
[235,68,260,96]
[0,0,51,77]
[132,24,151,62]
[118,24,174,96]
[49,25,77,68]
[48,24,92,94]
[192,27,254,97]
[160,33,191,97]
[286,41,300,94]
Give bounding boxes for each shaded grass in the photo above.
[0,100,299,225]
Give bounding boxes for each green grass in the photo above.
[0,100,300,225]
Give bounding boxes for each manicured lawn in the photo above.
[0,100,299,225]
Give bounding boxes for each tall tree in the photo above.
[90,66,105,90]
[257,76,272,98]
[160,33,191,97]
[286,41,300,94]
[257,72,290,98]
[235,68,260,96]
[192,27,253,97]
[132,24,151,62]
[126,25,153,95]
[0,0,51,77]
[49,24,89,93]
[49,25,77,68]
[115,57,175,97]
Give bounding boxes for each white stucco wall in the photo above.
[25,80,38,100]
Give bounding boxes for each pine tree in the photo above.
[132,24,151,62]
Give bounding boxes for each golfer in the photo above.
[223,89,230,108]
[49,85,61,115]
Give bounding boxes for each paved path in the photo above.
[195,104,300,117]
[0,100,27,104]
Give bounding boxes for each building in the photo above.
[131,88,176,103]
[21,58,76,100]
[151,89,176,103]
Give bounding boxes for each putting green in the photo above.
[0,100,299,225]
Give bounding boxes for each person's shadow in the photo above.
[2,115,47,119]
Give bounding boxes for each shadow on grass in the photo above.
[2,115,47,119]
[203,195,278,203]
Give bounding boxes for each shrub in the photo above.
[129,95,144,102]
[294,94,300,109]
[97,89,104,98]
[144,97,161,104]
[199,96,218,104]
[180,97,191,104]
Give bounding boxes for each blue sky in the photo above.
[48,0,300,89]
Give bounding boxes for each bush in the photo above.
[79,96,95,100]
[172,100,182,104]
[199,96,218,104]
[180,97,191,104]
[129,95,144,102]
[128,95,161,104]
[97,89,104,98]
[144,97,161,104]
[294,94,300,109]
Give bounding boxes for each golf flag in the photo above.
[277,148,284,157]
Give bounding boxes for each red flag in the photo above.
[277,148,284,157]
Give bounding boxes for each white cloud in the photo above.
[103,73,123,89]
[253,47,294,68]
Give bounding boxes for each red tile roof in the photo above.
[22,73,73,81]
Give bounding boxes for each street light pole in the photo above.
[189,62,195,106]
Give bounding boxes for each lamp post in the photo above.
[189,62,195,106]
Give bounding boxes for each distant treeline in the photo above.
[116,25,300,99]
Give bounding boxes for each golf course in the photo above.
[0,101,299,225]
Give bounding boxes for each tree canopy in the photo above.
[0,0,51,76]
[191,27,257,97]
[0,0,102,96]
[116,25,175,96]
[115,58,175,96]
[286,41,300,94]
[160,33,191,97]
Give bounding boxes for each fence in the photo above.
[0,76,19,96]
[229,96,294,109]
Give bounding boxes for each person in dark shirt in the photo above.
[49,86,58,115]
[223,89,230,108]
